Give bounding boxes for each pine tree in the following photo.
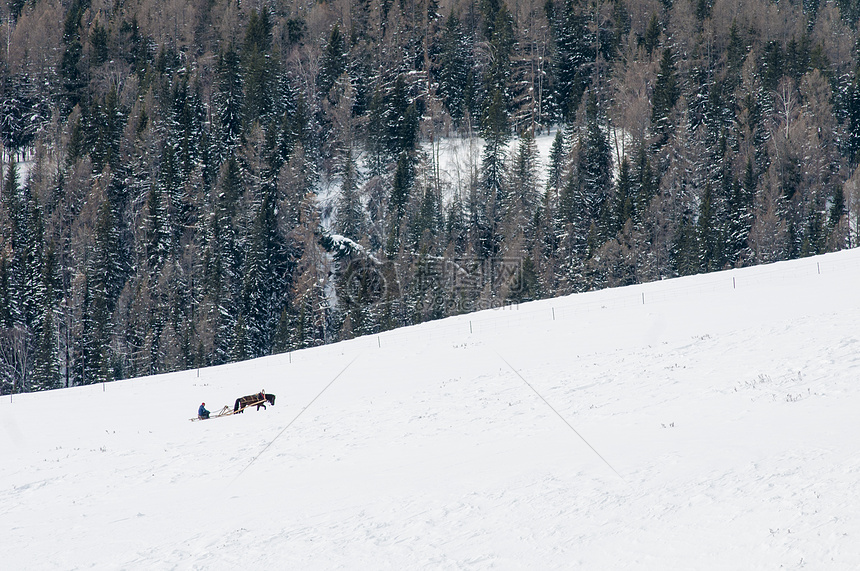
[633,147,657,219]
[387,152,414,256]
[651,47,679,147]
[78,199,123,384]
[3,161,22,248]
[841,70,860,169]
[697,183,723,272]
[242,185,281,358]
[335,145,367,241]
[386,75,420,159]
[446,192,469,255]
[482,1,515,112]
[476,89,509,260]
[145,181,171,275]
[31,308,60,391]
[167,76,206,180]
[0,255,12,329]
[291,193,333,348]
[365,87,389,177]
[505,129,540,255]
[199,203,233,365]
[31,239,61,391]
[20,187,46,334]
[60,0,86,113]
[412,182,442,252]
[642,13,660,56]
[545,0,594,121]
[760,41,784,94]
[435,11,475,125]
[243,9,274,128]
[318,24,347,102]
[272,307,291,355]
[749,175,788,264]
[77,274,97,385]
[725,22,746,91]
[671,213,700,276]
[232,312,248,362]
[725,159,756,265]
[481,89,509,198]
[577,95,613,249]
[367,75,421,170]
[94,199,128,309]
[507,255,540,302]
[271,72,305,170]
[90,87,123,174]
[546,129,566,198]
[215,47,245,151]
[615,156,634,233]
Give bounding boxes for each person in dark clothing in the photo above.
[198,402,210,419]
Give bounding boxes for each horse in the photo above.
[233,392,276,413]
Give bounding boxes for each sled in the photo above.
[190,405,232,421]
[189,399,267,421]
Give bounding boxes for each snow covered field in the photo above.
[2,249,860,569]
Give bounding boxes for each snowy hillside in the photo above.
[2,249,860,569]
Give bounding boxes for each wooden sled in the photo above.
[189,399,266,421]
[190,405,232,421]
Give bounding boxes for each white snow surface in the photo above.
[3,250,860,569]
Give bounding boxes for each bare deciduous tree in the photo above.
[0,325,31,394]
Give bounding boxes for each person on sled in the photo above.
[198,402,210,419]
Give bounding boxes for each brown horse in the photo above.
[233,392,276,413]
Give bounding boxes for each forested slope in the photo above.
[1,0,859,390]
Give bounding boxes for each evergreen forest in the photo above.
[2,0,860,392]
